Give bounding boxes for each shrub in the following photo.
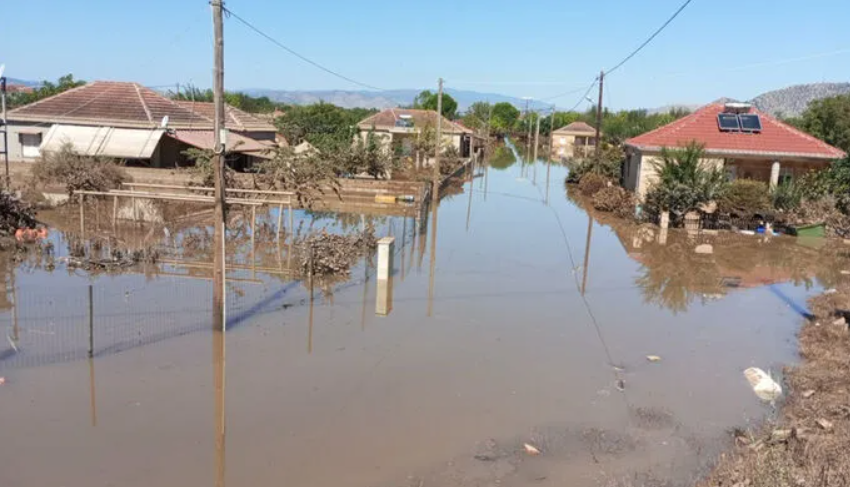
[592,186,635,219]
[566,145,623,184]
[772,179,804,211]
[578,173,607,196]
[643,141,728,221]
[255,146,340,208]
[31,143,128,197]
[183,147,239,188]
[719,179,771,214]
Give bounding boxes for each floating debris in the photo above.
[646,355,662,362]
[743,367,782,401]
[523,443,541,455]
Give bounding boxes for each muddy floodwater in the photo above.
[2,147,848,487]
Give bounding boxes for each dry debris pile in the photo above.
[297,228,377,278]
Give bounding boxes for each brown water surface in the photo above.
[1,147,846,487]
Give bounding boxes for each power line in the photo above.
[606,0,696,75]
[540,84,595,102]
[224,7,384,92]
[566,79,599,112]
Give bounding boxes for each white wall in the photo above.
[5,122,50,162]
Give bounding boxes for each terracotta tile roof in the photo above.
[8,81,211,129]
[625,103,846,160]
[173,101,276,132]
[357,108,471,134]
[554,121,596,134]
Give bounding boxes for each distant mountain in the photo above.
[241,88,551,112]
[648,83,850,118]
[6,77,40,88]
[750,83,850,118]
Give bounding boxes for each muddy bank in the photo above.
[699,285,850,487]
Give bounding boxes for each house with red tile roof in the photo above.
[623,103,846,198]
[6,81,278,169]
[552,121,598,159]
[356,108,479,164]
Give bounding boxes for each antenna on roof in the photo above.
[160,115,169,128]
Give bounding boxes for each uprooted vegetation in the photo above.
[295,227,377,279]
[699,284,850,487]
[30,142,129,197]
[0,191,38,250]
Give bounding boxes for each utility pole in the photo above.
[595,70,604,159]
[432,78,443,208]
[210,3,227,487]
[211,1,227,330]
[1,75,9,189]
[545,106,555,204]
[533,115,540,162]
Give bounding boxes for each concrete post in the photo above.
[376,237,394,281]
[770,161,781,190]
[376,237,395,316]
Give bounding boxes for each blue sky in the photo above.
[3,0,850,110]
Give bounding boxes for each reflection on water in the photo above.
[4,156,849,487]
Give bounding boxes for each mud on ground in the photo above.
[698,287,850,487]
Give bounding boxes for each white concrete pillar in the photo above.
[770,161,781,189]
[376,237,395,316]
[376,237,395,281]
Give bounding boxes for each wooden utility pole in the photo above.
[211,0,227,336]
[595,70,604,159]
[432,78,443,207]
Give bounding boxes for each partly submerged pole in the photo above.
[211,0,227,337]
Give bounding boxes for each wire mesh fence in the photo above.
[0,272,293,372]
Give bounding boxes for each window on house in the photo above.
[779,167,794,185]
[20,133,42,158]
[559,137,566,145]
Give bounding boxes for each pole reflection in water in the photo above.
[360,257,370,332]
[401,217,407,281]
[466,162,474,232]
[581,213,594,296]
[427,200,440,318]
[544,156,552,206]
[213,326,226,487]
[88,357,97,427]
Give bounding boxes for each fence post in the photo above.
[88,284,94,358]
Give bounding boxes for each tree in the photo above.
[461,101,492,131]
[490,102,520,136]
[9,74,86,108]
[255,146,340,208]
[413,90,458,119]
[170,85,278,113]
[644,141,728,219]
[797,94,850,154]
[274,103,376,151]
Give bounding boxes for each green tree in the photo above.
[644,141,728,219]
[461,101,492,131]
[490,102,521,136]
[413,90,458,119]
[797,94,850,154]
[274,103,376,151]
[9,74,86,108]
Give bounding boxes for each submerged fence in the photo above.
[0,273,297,371]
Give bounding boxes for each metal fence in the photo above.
[0,272,296,371]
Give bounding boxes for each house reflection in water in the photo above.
[609,222,848,314]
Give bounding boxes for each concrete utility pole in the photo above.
[546,106,555,204]
[211,0,227,337]
[210,4,227,487]
[1,76,9,189]
[595,70,604,159]
[432,78,443,208]
[533,115,540,162]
